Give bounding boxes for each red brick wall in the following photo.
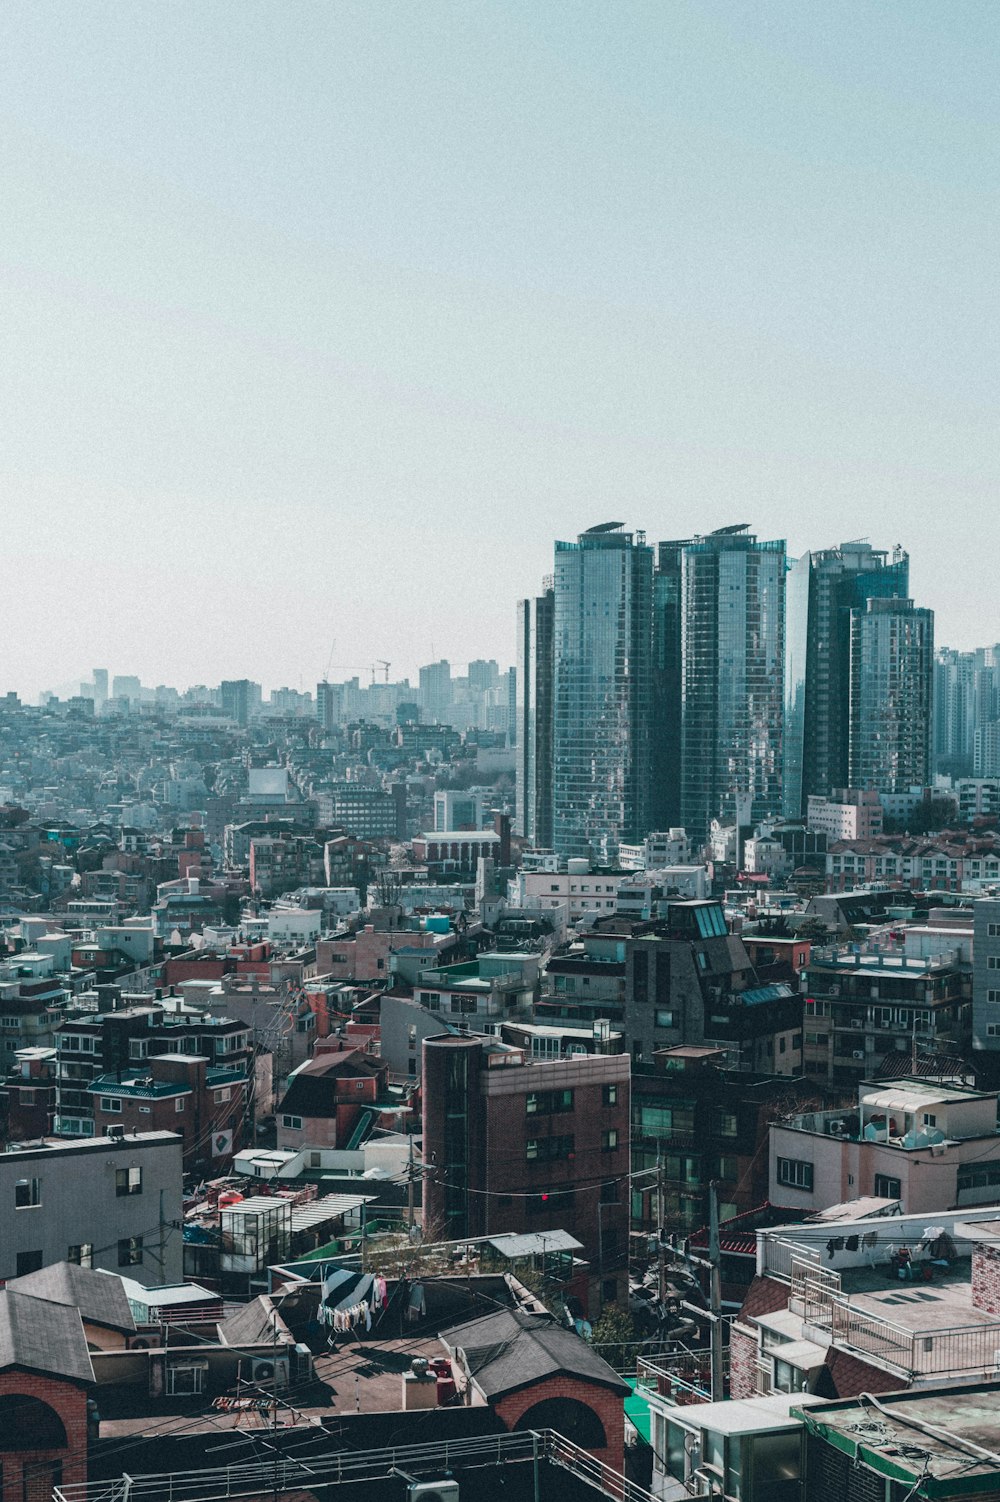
[493,1374,625,1473]
[972,1242,1000,1313]
[0,1369,88,1495]
[728,1323,759,1400]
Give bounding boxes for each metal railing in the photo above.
[53,1429,653,1502]
[829,1296,1000,1379]
[760,1235,821,1283]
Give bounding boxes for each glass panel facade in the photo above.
[552,525,653,861]
[679,526,785,840]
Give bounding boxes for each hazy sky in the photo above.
[1,2,997,698]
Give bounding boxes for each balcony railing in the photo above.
[828,1297,1000,1380]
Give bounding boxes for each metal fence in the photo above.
[53,1429,656,1502]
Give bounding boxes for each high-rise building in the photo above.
[649,540,685,830]
[679,525,785,843]
[515,587,554,846]
[784,541,909,817]
[220,679,257,727]
[848,597,934,793]
[935,644,1000,778]
[92,668,108,709]
[551,524,653,862]
[419,660,452,722]
[316,679,341,733]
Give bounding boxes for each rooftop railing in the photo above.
[53,1429,655,1502]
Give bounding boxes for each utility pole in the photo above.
[406,1133,416,1233]
[657,1150,667,1304]
[709,1180,724,1402]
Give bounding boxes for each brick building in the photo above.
[0,1289,94,1502]
[421,1032,630,1314]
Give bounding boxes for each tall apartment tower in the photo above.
[92,668,108,710]
[649,540,685,830]
[551,524,653,862]
[784,541,909,817]
[679,525,786,843]
[848,597,934,793]
[515,587,554,846]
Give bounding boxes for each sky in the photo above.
[1,1,997,698]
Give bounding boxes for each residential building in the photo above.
[0,1286,95,1500]
[972,896,1000,1070]
[849,597,934,793]
[421,1032,630,1313]
[632,1047,843,1236]
[623,900,802,1071]
[87,1053,248,1175]
[806,788,883,841]
[730,1203,1000,1403]
[512,862,624,925]
[412,952,539,1029]
[680,524,786,842]
[784,541,909,817]
[275,1044,397,1151]
[411,828,502,871]
[551,522,653,862]
[0,1131,183,1282]
[802,943,969,1081]
[770,1078,1000,1215]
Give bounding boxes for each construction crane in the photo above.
[322,639,337,683]
[376,660,391,683]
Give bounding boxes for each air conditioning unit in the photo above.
[107,1125,125,1141]
[292,1342,313,1382]
[829,985,840,996]
[408,1484,459,1502]
[852,1050,865,1061]
[251,1356,289,1389]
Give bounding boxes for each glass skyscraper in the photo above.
[849,597,934,793]
[515,586,554,847]
[679,525,785,842]
[551,524,653,862]
[783,541,909,817]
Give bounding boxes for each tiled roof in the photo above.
[823,1347,904,1398]
[737,1275,790,1323]
[6,1261,135,1332]
[440,1308,628,1400]
[0,1290,95,1384]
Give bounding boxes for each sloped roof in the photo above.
[217,1295,290,1349]
[0,1290,95,1385]
[6,1261,135,1332]
[440,1307,628,1400]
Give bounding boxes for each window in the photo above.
[988,991,1000,1005]
[717,1111,739,1137]
[923,1113,937,1127]
[776,1158,814,1192]
[309,1151,322,1168]
[655,1009,677,1029]
[988,923,1000,937]
[958,1161,1000,1192]
[282,1114,303,1131]
[100,1097,122,1114]
[68,1243,94,1268]
[989,956,1000,970]
[874,1174,901,1200]
[526,1135,574,1163]
[118,1236,143,1267]
[16,1250,42,1276]
[116,1166,142,1197]
[602,1129,619,1152]
[600,1179,619,1204]
[602,1084,618,1107]
[18,1088,36,1106]
[175,1097,185,1112]
[715,1156,738,1180]
[214,1088,232,1104]
[14,1177,40,1209]
[526,1089,574,1116]
[166,1362,206,1396]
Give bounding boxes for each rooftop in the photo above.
[797,1384,1000,1492]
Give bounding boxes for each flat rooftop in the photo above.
[797,1384,1000,1488]
[840,1257,996,1334]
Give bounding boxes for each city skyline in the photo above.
[14,520,996,705]
[3,3,1000,696]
